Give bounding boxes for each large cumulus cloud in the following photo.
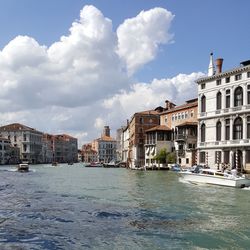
[117,7,174,75]
[0,5,202,145]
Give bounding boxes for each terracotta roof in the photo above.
[176,121,198,127]
[97,135,116,141]
[145,125,172,132]
[0,123,42,133]
[160,101,198,114]
[135,110,160,115]
[55,134,77,141]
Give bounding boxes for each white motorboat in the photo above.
[179,168,250,188]
[17,163,29,172]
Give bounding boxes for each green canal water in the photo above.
[0,163,249,249]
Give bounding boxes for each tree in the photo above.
[166,152,176,164]
[154,148,167,164]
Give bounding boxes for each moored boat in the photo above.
[179,168,250,188]
[17,163,29,172]
[85,162,103,168]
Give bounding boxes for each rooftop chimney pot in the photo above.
[216,58,223,74]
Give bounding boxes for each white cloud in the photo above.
[116,7,174,75]
[0,5,202,146]
[102,72,205,128]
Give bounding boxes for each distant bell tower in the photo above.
[103,126,110,137]
[208,52,215,76]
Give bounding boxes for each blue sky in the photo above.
[0,0,249,80]
[0,0,249,143]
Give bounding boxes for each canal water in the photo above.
[0,163,249,250]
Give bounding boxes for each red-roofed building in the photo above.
[160,99,198,167]
[0,123,43,164]
[144,125,174,168]
[81,143,98,163]
[92,126,117,163]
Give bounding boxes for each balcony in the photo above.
[232,106,242,112]
[175,134,197,142]
[175,134,186,141]
[177,150,185,157]
[200,112,207,117]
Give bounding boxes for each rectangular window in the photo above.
[200,152,205,163]
[216,79,221,85]
[224,151,229,164]
[246,150,250,163]
[186,158,189,164]
[247,116,250,138]
[247,72,250,78]
[235,74,242,81]
[226,89,230,108]
[248,85,250,105]
[225,77,230,83]
[225,119,230,140]
[165,115,168,123]
[201,83,205,89]
[215,151,221,163]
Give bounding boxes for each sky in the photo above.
[0,0,249,146]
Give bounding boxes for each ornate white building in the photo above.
[197,54,250,172]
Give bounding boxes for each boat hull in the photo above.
[179,172,250,188]
[17,164,29,172]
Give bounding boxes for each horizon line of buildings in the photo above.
[0,123,78,164]
[2,53,250,173]
[113,54,250,173]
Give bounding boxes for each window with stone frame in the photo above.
[216,121,221,141]
[201,124,206,142]
[216,92,222,110]
[247,116,250,138]
[225,119,230,140]
[200,152,205,163]
[225,89,230,108]
[247,85,250,105]
[201,95,206,112]
[234,87,243,107]
[233,117,243,140]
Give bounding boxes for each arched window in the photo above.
[201,124,206,142]
[201,95,206,113]
[216,92,222,110]
[216,121,221,141]
[233,117,243,139]
[234,87,243,107]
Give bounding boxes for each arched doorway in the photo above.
[233,150,242,171]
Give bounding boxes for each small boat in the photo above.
[171,164,182,172]
[17,163,29,172]
[85,162,103,168]
[52,162,58,166]
[67,162,74,165]
[179,168,250,188]
[103,160,120,168]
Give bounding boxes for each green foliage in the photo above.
[153,148,177,164]
[166,152,176,164]
[153,148,167,163]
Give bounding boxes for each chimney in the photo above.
[103,126,110,137]
[215,58,223,74]
[165,100,176,110]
